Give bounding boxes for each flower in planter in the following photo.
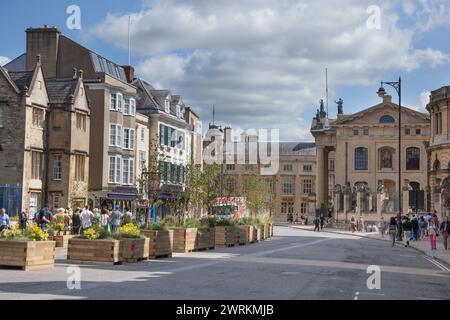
[80,225,108,240]
[24,224,49,241]
[0,223,23,240]
[117,223,141,239]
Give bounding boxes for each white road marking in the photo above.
[250,238,332,257]
[354,292,359,300]
[417,297,442,301]
[423,256,450,272]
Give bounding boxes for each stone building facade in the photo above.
[0,56,90,216]
[427,86,450,217]
[312,91,431,222]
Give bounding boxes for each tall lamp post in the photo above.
[377,78,402,215]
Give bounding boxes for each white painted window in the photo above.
[110,93,117,111]
[122,158,135,185]
[123,158,130,185]
[129,98,136,116]
[116,93,123,112]
[109,124,117,146]
[141,128,145,142]
[123,128,135,149]
[117,125,123,147]
[109,156,116,183]
[124,98,130,115]
[115,155,121,184]
[52,155,62,180]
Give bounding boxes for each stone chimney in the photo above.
[122,65,135,83]
[26,26,60,78]
[224,127,232,143]
[383,95,392,104]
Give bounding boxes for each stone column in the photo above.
[368,193,373,213]
[377,192,383,218]
[356,191,362,215]
[316,146,326,208]
[343,191,350,221]
[403,187,410,215]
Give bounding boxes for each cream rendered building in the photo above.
[428,86,450,217]
[312,92,430,222]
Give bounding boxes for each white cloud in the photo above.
[92,0,449,141]
[420,91,431,110]
[0,56,10,67]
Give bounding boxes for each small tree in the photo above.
[243,174,271,217]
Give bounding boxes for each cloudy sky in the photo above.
[1,0,450,141]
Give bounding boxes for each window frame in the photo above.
[52,154,62,181]
[355,147,369,171]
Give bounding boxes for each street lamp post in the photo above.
[378,78,402,215]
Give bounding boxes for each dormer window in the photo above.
[176,105,181,118]
[165,98,171,113]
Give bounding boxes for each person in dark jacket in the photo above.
[402,217,412,247]
[314,217,320,232]
[411,215,419,241]
[320,216,325,230]
[439,216,450,251]
[396,214,403,241]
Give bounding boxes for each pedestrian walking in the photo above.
[378,216,386,238]
[428,220,438,251]
[359,216,365,232]
[419,216,428,241]
[110,205,123,234]
[81,205,94,231]
[37,205,52,231]
[389,217,397,247]
[411,215,419,241]
[439,216,450,251]
[100,207,110,233]
[320,216,325,230]
[0,208,11,232]
[314,217,320,232]
[396,214,403,241]
[71,208,81,235]
[19,211,28,230]
[402,216,412,247]
[350,215,357,233]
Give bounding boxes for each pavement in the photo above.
[288,224,450,268]
[0,226,449,300]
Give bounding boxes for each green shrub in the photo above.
[80,225,109,240]
[161,216,177,227]
[200,216,219,228]
[117,223,141,239]
[142,223,167,231]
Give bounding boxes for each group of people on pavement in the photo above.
[380,211,450,251]
[349,215,365,233]
[0,204,134,235]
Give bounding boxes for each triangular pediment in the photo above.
[336,103,429,126]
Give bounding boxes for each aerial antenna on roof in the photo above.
[325,68,329,116]
[213,104,215,125]
[128,15,131,66]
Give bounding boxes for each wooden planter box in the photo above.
[247,225,255,243]
[262,224,269,240]
[253,226,262,242]
[214,226,235,247]
[171,228,198,253]
[0,240,56,271]
[209,227,216,249]
[196,228,212,251]
[141,230,173,259]
[68,238,122,265]
[53,235,75,248]
[121,238,150,263]
[237,226,249,245]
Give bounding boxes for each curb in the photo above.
[287,225,450,269]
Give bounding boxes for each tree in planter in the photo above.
[182,163,205,220]
[200,163,222,214]
[243,174,271,217]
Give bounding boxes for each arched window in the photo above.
[355,147,368,171]
[380,115,395,124]
[406,147,420,170]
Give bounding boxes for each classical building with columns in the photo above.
[311,91,431,222]
[428,86,450,217]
